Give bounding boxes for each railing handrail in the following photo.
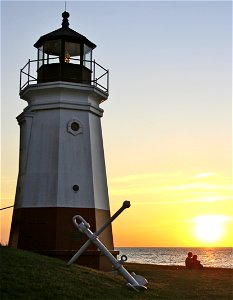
[20,58,109,95]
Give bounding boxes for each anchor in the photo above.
[68,201,131,266]
[68,201,148,291]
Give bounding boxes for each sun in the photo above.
[193,215,226,244]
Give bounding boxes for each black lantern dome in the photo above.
[34,11,96,84]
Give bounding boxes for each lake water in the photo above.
[115,247,233,269]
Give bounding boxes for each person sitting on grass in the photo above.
[191,255,204,269]
[185,252,193,269]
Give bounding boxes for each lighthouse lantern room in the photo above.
[35,11,95,85]
[9,11,116,271]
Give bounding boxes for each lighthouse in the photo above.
[9,11,117,270]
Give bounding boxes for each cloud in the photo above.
[193,172,216,179]
[127,196,232,206]
[108,172,167,183]
[108,171,232,204]
[160,183,232,192]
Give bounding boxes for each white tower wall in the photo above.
[15,82,110,210]
[10,82,115,265]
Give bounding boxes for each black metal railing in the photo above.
[20,57,109,95]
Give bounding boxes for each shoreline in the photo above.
[126,262,233,271]
[116,247,232,270]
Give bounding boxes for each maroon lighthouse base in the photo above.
[10,207,118,270]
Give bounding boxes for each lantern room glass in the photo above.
[38,46,44,68]
[65,42,81,64]
[37,40,92,70]
[84,44,92,70]
[44,40,61,64]
[44,40,62,56]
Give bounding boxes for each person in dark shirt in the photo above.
[185,252,193,269]
[191,255,204,269]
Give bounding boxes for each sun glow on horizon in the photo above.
[193,215,228,244]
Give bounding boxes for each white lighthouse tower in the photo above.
[9,11,117,270]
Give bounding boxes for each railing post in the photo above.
[93,59,96,86]
[19,69,22,93]
[107,69,109,94]
[28,59,30,86]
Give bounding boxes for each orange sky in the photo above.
[108,171,232,247]
[2,171,232,247]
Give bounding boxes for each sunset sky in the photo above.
[1,1,232,247]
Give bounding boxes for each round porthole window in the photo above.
[71,122,80,132]
[67,120,83,136]
[73,185,79,192]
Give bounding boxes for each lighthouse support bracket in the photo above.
[69,202,148,291]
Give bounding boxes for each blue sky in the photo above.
[1,1,232,245]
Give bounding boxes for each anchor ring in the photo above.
[121,255,128,262]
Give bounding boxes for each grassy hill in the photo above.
[1,245,232,299]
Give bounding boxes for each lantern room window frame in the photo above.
[37,39,93,71]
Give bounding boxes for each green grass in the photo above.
[1,245,232,299]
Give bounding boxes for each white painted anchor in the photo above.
[68,201,148,291]
[68,201,131,266]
